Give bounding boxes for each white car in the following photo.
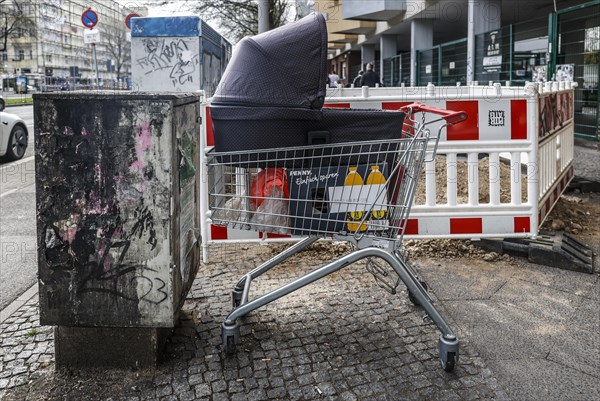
[0,98,28,161]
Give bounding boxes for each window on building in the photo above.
[46,54,52,63]
[18,50,24,61]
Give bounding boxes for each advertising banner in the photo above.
[483,31,502,72]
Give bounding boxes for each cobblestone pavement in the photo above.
[0,242,510,401]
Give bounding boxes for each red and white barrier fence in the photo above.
[200,82,575,259]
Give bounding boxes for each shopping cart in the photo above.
[206,103,467,371]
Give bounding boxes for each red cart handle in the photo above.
[400,102,468,126]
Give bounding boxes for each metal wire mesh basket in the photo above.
[207,110,438,246]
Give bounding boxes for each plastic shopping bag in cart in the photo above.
[220,197,252,228]
[249,169,291,234]
[250,168,289,208]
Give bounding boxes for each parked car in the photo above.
[0,98,29,161]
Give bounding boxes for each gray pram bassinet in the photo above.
[210,13,405,157]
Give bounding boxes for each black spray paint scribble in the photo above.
[37,122,166,304]
[76,205,166,305]
[136,38,198,86]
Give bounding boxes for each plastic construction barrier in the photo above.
[199,82,575,260]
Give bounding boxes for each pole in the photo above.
[258,0,270,33]
[466,0,475,83]
[92,43,99,89]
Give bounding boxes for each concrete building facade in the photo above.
[315,0,599,141]
[2,0,144,91]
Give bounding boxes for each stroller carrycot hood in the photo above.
[212,13,327,109]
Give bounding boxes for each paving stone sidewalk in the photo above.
[0,243,509,401]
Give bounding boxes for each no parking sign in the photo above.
[125,13,140,30]
[81,8,98,29]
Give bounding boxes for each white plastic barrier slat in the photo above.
[425,156,436,207]
[511,151,521,205]
[489,152,500,206]
[468,153,478,206]
[201,83,575,251]
[447,153,457,206]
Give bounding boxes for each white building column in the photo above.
[467,0,502,82]
[410,19,433,86]
[380,35,397,85]
[361,44,375,69]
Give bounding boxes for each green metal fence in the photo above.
[417,39,468,86]
[382,53,410,87]
[552,1,599,140]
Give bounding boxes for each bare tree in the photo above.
[106,29,131,79]
[154,0,294,43]
[295,0,313,19]
[0,0,35,53]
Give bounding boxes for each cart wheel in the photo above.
[441,352,457,372]
[438,335,459,372]
[408,280,428,306]
[231,288,243,308]
[222,321,240,355]
[224,335,237,354]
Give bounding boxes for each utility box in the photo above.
[130,16,231,95]
[33,92,201,366]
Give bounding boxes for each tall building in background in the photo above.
[1,0,147,90]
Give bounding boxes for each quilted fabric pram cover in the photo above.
[210,13,405,155]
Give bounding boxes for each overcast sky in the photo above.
[117,0,190,16]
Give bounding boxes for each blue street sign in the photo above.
[81,8,98,29]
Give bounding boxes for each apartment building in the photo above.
[2,0,145,90]
[315,0,599,141]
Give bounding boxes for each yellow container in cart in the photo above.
[345,167,367,233]
[366,166,388,231]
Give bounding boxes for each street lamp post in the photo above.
[258,0,270,34]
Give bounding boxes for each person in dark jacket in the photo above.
[360,63,382,87]
[352,70,363,87]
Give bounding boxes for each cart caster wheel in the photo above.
[438,335,459,372]
[408,280,428,306]
[224,335,237,354]
[441,352,457,372]
[231,288,243,308]
[222,321,240,355]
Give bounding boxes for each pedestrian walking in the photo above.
[328,70,340,88]
[352,70,363,87]
[360,63,382,88]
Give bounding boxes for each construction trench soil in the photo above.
[413,156,528,205]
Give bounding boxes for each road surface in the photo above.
[0,105,36,311]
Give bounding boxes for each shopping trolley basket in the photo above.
[207,103,467,371]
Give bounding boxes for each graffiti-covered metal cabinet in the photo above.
[34,93,201,327]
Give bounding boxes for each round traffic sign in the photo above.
[81,8,98,29]
[125,13,141,30]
